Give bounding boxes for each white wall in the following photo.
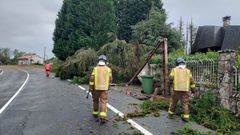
[31,55,44,64]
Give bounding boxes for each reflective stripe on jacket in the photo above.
[90,66,112,90]
[170,67,192,91]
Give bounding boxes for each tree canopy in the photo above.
[53,0,116,60]
[132,6,182,51]
[114,0,165,42]
[53,0,182,60]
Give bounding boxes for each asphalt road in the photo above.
[0,66,212,135]
[0,67,27,109]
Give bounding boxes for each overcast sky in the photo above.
[0,0,239,58]
[162,0,240,26]
[0,0,62,58]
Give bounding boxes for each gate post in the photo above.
[218,49,236,110]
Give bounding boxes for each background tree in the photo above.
[11,49,27,64]
[178,16,184,38]
[53,0,116,60]
[114,0,165,42]
[0,48,11,64]
[178,16,185,48]
[131,6,182,52]
[189,18,198,52]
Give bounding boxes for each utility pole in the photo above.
[44,47,46,64]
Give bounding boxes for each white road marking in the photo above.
[0,69,29,115]
[78,85,86,90]
[78,85,153,135]
[67,79,71,82]
[0,69,4,76]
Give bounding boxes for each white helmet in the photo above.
[98,55,107,61]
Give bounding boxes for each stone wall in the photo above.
[218,49,240,116]
[218,50,236,110]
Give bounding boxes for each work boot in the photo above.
[92,111,99,118]
[181,117,189,123]
[181,114,190,122]
[92,114,98,118]
[99,112,107,123]
[100,117,106,124]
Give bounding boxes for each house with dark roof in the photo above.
[191,16,240,53]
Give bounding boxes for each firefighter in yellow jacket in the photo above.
[168,58,196,122]
[89,55,112,123]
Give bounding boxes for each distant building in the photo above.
[191,16,240,53]
[17,54,44,65]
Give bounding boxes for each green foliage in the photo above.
[114,0,165,42]
[132,6,182,51]
[0,48,27,65]
[0,48,11,65]
[150,49,219,65]
[130,92,240,133]
[150,55,162,64]
[49,57,63,74]
[98,40,148,83]
[127,99,169,118]
[175,125,213,135]
[168,49,219,62]
[72,76,89,84]
[57,48,97,80]
[53,0,116,60]
[140,100,169,113]
[131,131,144,135]
[56,40,150,83]
[119,131,144,135]
[127,112,147,118]
[190,92,240,133]
[236,48,240,68]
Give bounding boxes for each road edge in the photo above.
[76,84,153,135]
[0,69,3,76]
[0,68,29,116]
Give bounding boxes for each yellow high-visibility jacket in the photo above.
[169,67,194,91]
[89,65,112,90]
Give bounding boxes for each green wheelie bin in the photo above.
[141,75,154,94]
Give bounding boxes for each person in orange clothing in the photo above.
[44,62,51,77]
[89,55,112,123]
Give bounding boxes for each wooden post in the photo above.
[162,38,169,96]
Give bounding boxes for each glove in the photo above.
[191,87,197,94]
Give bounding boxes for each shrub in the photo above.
[58,48,97,80]
[56,40,150,83]
[98,40,149,83]
[130,92,240,133]
[175,124,213,135]
[150,49,219,66]
[50,57,63,74]
[190,92,240,133]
